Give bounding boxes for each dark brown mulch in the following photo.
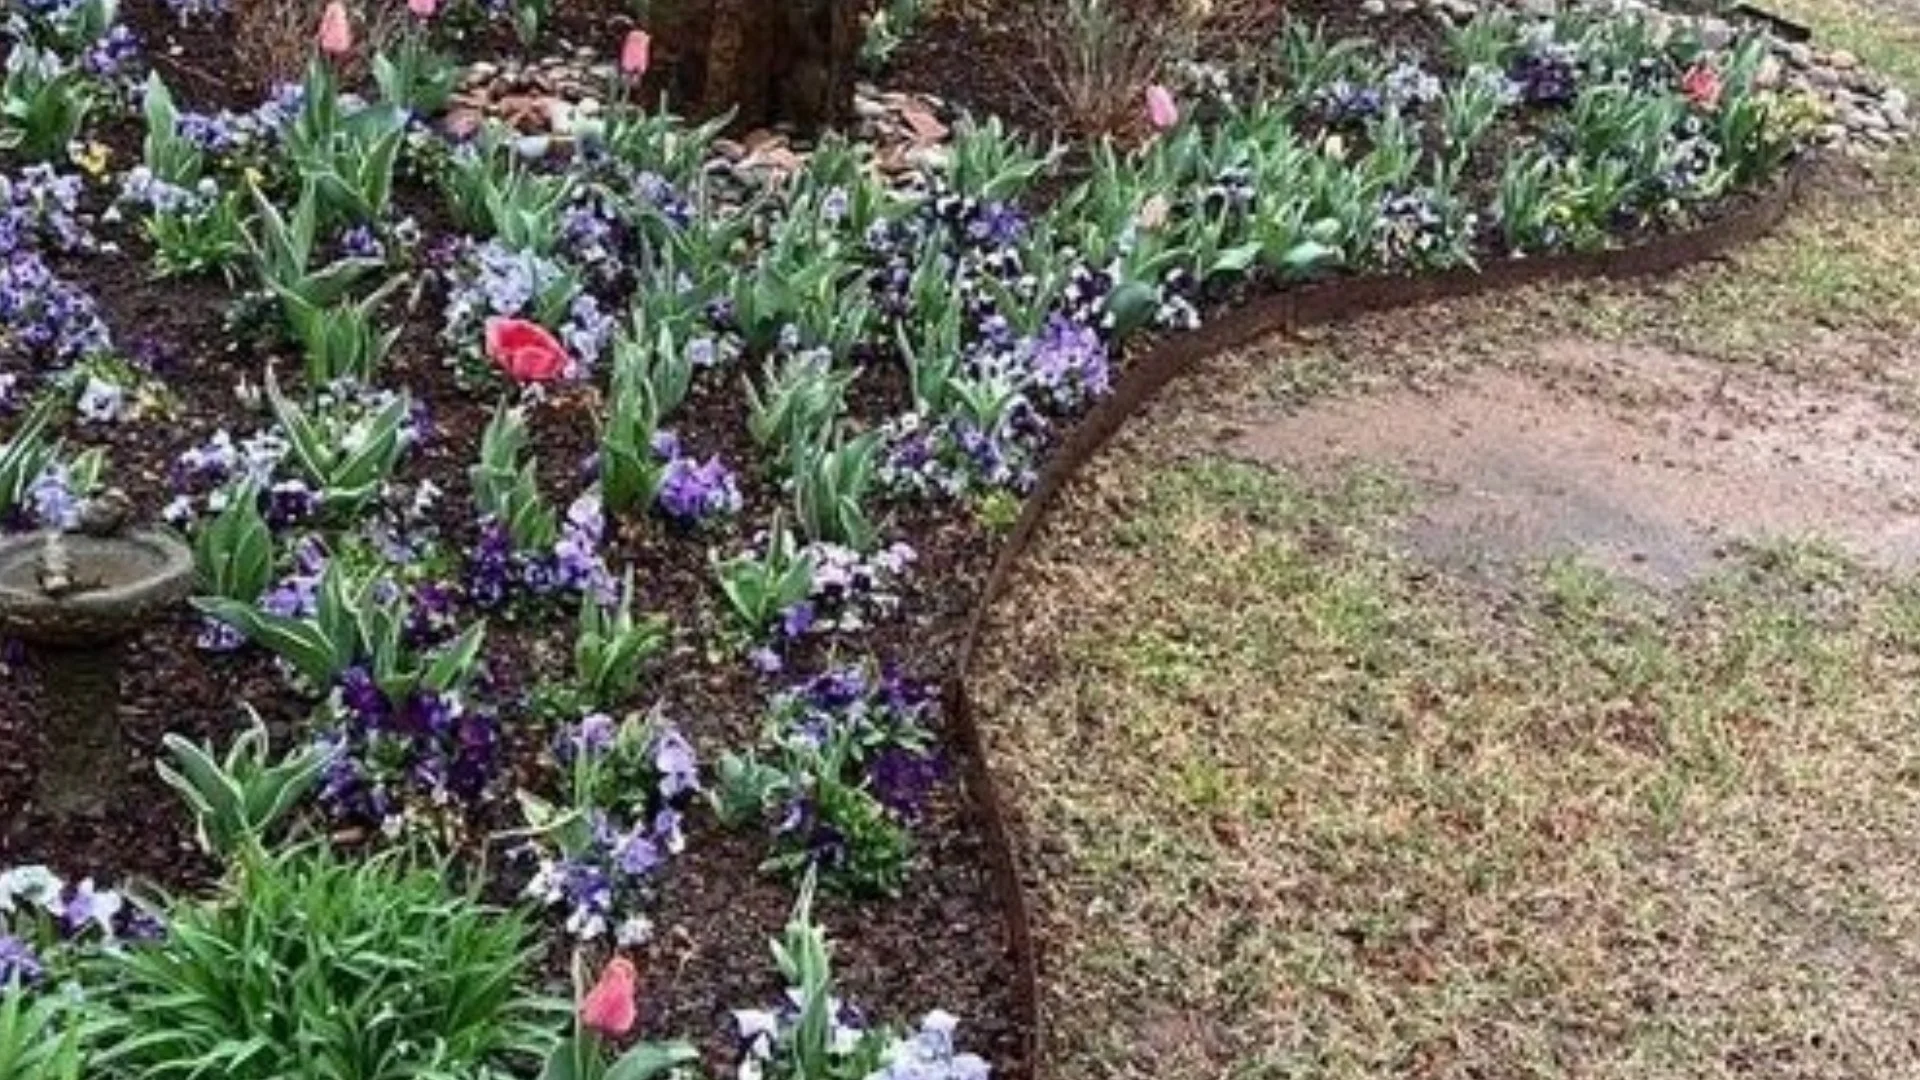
[2,1,1024,1072]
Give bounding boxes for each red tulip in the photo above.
[408,0,437,18]
[580,957,639,1039]
[1145,84,1179,132]
[1680,62,1722,109]
[485,317,571,383]
[317,1,353,57]
[621,29,652,79]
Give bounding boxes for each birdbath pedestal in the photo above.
[0,530,195,818]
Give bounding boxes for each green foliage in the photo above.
[713,521,815,636]
[91,845,554,1080]
[745,351,856,469]
[1444,6,1520,70]
[714,676,931,897]
[438,129,575,252]
[140,73,201,185]
[155,706,325,861]
[0,986,90,1080]
[574,573,670,710]
[791,427,883,552]
[948,115,1054,203]
[0,399,60,521]
[0,47,93,162]
[373,36,458,116]
[285,61,406,229]
[191,484,274,603]
[145,183,250,281]
[858,0,927,73]
[244,182,384,319]
[195,558,484,699]
[265,371,412,514]
[277,275,408,386]
[471,401,558,550]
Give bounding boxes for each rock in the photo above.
[1816,122,1848,143]
[1828,49,1858,70]
[854,95,888,121]
[1885,106,1910,131]
[575,96,602,117]
[1359,0,1387,15]
[1785,42,1814,68]
[1697,16,1733,50]
[514,135,552,160]
[463,61,499,88]
[1754,55,1783,89]
[904,144,951,174]
[442,107,485,140]
[1851,107,1889,131]
[1884,87,1910,114]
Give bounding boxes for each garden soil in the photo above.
[1225,337,1920,587]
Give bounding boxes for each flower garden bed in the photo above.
[0,0,1863,1076]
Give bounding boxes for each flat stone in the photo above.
[1884,87,1910,113]
[1828,49,1859,70]
[1360,0,1387,14]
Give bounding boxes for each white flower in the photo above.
[615,914,653,947]
[0,866,64,914]
[76,375,125,423]
[733,1008,779,1056]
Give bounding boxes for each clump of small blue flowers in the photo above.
[468,490,617,608]
[1509,44,1579,106]
[714,665,944,895]
[651,431,743,527]
[0,251,113,365]
[440,239,615,379]
[730,882,991,1080]
[0,165,96,254]
[0,864,160,989]
[521,712,699,943]
[865,1012,992,1080]
[1314,80,1386,126]
[314,663,503,839]
[1373,189,1477,270]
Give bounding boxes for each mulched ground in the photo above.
[0,0,1040,1069]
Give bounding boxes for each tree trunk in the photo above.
[654,0,865,136]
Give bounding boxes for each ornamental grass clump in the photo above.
[91,844,554,1080]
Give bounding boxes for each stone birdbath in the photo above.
[0,520,194,817]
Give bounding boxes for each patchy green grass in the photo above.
[979,5,1920,1077]
[982,459,1920,1079]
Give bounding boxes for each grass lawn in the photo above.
[976,1,1920,1076]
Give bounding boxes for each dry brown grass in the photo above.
[980,450,1920,1079]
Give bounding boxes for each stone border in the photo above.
[941,165,1807,1080]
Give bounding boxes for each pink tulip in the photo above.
[621,29,652,79]
[1680,62,1722,110]
[316,1,353,57]
[580,957,639,1039]
[485,317,571,383]
[408,0,437,18]
[1145,84,1179,132]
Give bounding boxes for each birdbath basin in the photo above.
[0,529,195,817]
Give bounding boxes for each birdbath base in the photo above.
[34,644,123,819]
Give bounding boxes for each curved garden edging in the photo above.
[941,164,1808,1080]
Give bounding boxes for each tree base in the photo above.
[653,0,864,136]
